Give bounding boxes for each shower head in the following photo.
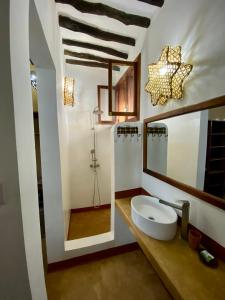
[93,106,104,115]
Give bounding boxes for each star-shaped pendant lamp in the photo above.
[145,46,193,106]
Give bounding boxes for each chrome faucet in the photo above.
[159,199,190,240]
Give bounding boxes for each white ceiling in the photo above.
[56,0,161,64]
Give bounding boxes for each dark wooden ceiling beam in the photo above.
[137,0,164,7]
[66,58,120,71]
[59,16,135,46]
[62,39,128,59]
[56,0,150,28]
[64,49,111,63]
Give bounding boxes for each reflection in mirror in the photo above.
[112,63,135,122]
[112,64,135,114]
[147,123,168,176]
[146,106,225,200]
[97,85,115,124]
[109,60,138,122]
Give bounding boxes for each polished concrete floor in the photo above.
[67,207,111,240]
[46,248,172,300]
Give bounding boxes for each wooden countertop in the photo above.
[116,197,225,300]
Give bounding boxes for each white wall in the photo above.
[30,0,71,263]
[114,123,142,192]
[9,0,135,275]
[163,112,201,187]
[0,1,32,299]
[140,0,225,247]
[209,106,225,120]
[100,88,113,122]
[65,65,112,208]
[6,0,71,298]
[147,123,168,175]
[67,112,112,208]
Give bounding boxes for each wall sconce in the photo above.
[30,71,37,90]
[64,77,75,106]
[145,46,193,106]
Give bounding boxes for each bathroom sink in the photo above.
[131,195,177,241]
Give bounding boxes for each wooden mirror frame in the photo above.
[143,95,225,210]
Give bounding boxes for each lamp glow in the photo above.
[145,46,193,106]
[159,66,168,76]
[64,77,75,106]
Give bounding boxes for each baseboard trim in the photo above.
[140,188,151,196]
[47,242,139,272]
[115,187,150,199]
[71,204,111,213]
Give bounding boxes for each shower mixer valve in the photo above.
[90,163,100,168]
[90,110,102,207]
[90,149,100,169]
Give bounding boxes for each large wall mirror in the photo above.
[143,95,225,210]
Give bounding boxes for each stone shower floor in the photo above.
[67,207,111,240]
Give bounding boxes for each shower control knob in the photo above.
[90,164,100,168]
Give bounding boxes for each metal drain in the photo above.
[148,216,155,221]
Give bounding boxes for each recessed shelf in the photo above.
[210,157,225,161]
[207,170,225,175]
[211,133,225,136]
[211,145,225,149]
[207,183,223,188]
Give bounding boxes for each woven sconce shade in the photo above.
[145,46,193,106]
[64,77,75,106]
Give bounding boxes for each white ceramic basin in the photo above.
[131,195,177,241]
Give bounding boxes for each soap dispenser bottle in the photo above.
[198,248,218,268]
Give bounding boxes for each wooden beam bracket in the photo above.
[137,0,164,7]
[56,0,150,28]
[66,58,120,71]
[63,39,128,59]
[59,15,136,46]
[64,49,110,63]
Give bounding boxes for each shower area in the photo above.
[65,53,116,244]
[67,105,112,241]
[64,57,140,244]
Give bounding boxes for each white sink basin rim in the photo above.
[131,195,177,241]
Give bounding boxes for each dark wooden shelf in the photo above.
[208,183,223,188]
[211,133,225,136]
[210,157,225,162]
[205,120,225,198]
[211,145,225,149]
[207,170,225,175]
